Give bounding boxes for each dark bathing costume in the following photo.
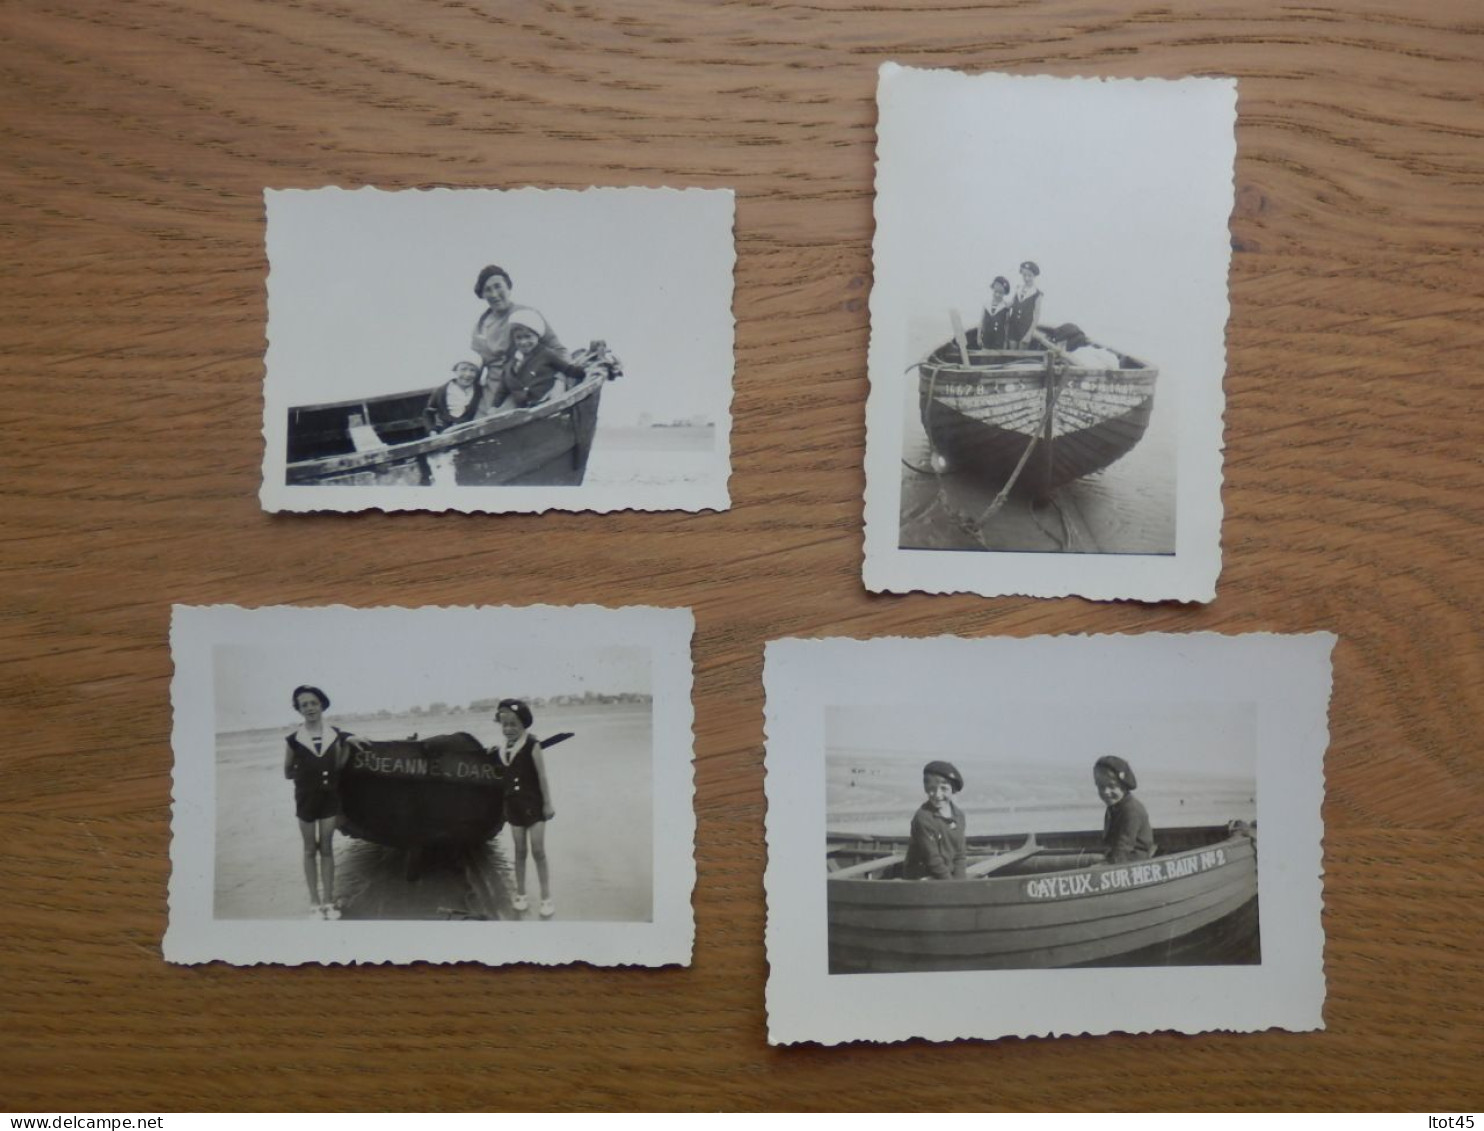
[500,734,547,828]
[286,727,351,823]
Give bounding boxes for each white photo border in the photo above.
[764,632,1332,1045]
[165,603,696,967]
[862,65,1234,602]
[259,186,734,515]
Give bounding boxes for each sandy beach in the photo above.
[585,423,719,489]
[214,702,654,922]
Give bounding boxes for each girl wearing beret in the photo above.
[1007,260,1044,349]
[979,275,1013,350]
[903,760,967,880]
[1094,755,1156,863]
[283,685,367,919]
[493,699,557,919]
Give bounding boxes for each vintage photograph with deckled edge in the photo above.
[165,604,696,967]
[260,187,734,514]
[863,66,1233,601]
[763,633,1330,1045]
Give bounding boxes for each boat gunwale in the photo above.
[826,826,1255,900]
[286,371,605,479]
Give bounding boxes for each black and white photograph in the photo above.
[165,604,695,966]
[863,66,1233,601]
[764,633,1331,1045]
[260,187,733,514]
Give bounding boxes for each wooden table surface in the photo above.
[2,0,1481,1113]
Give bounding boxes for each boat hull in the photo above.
[827,827,1258,973]
[917,337,1157,497]
[286,375,604,488]
[338,733,505,850]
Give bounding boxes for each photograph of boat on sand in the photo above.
[259,186,733,515]
[764,633,1331,1045]
[166,604,696,967]
[863,65,1233,602]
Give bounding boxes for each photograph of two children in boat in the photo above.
[823,704,1260,975]
[763,632,1330,1046]
[864,66,1231,602]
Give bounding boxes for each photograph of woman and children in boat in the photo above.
[166,605,696,967]
[824,704,1260,975]
[864,67,1232,601]
[260,187,733,514]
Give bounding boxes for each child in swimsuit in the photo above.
[494,698,557,919]
[283,685,366,919]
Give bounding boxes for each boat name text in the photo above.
[349,750,499,782]
[1023,847,1228,900]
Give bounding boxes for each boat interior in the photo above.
[288,390,437,464]
[827,823,1252,882]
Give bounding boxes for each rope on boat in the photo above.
[906,349,1068,551]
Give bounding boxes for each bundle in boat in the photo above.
[917,326,1158,499]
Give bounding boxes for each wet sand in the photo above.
[897,367,1177,554]
[214,703,653,923]
[585,424,719,488]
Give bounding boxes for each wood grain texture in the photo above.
[2,0,1481,1112]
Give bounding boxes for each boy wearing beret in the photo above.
[904,760,967,880]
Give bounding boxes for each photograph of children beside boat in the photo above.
[260,187,734,514]
[166,605,697,967]
[863,66,1232,600]
[824,705,1259,974]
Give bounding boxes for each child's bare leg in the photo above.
[511,826,529,896]
[317,817,337,906]
[298,820,321,905]
[530,821,551,901]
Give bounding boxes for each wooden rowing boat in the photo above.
[917,327,1158,498]
[285,370,606,487]
[827,823,1258,973]
[338,731,573,850]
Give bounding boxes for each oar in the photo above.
[949,309,972,366]
[538,731,574,750]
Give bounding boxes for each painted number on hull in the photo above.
[1023,847,1228,900]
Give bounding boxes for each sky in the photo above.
[827,700,1254,782]
[214,635,651,732]
[875,68,1235,382]
[264,187,734,426]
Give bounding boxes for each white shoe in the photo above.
[324,903,342,921]
[539,898,555,919]
[512,893,529,912]
[310,904,326,919]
